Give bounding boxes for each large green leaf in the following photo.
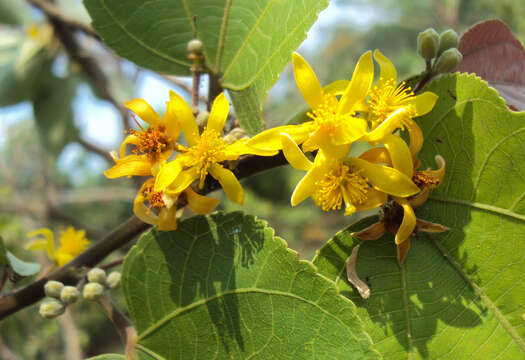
[85,355,125,360]
[83,0,329,134]
[312,73,525,359]
[122,212,379,359]
[0,0,32,26]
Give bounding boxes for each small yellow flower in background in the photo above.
[153,92,275,206]
[26,227,90,267]
[364,50,438,144]
[104,93,181,179]
[247,52,373,158]
[280,134,420,216]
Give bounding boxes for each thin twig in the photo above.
[97,295,137,359]
[0,152,287,320]
[0,266,9,294]
[27,0,100,40]
[77,137,112,163]
[192,71,201,110]
[207,72,222,110]
[101,258,124,271]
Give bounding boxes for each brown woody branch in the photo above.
[77,137,112,163]
[0,152,287,320]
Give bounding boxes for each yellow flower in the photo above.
[26,227,90,267]
[280,134,420,215]
[247,52,374,158]
[153,92,275,206]
[133,176,219,231]
[104,94,181,179]
[364,50,438,143]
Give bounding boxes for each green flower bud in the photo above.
[417,28,439,61]
[433,48,463,74]
[87,267,106,284]
[438,29,459,55]
[187,39,203,54]
[223,128,248,144]
[39,299,65,319]
[60,286,80,304]
[83,282,104,300]
[44,280,64,299]
[106,272,121,289]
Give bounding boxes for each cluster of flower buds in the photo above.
[39,268,121,319]
[417,28,462,74]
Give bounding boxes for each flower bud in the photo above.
[83,282,104,300]
[60,286,80,304]
[39,299,65,319]
[44,280,64,299]
[187,39,203,54]
[87,267,106,284]
[223,128,248,144]
[433,48,463,74]
[417,28,439,61]
[195,110,209,130]
[438,29,459,55]
[106,272,121,289]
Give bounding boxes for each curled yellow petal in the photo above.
[382,134,414,177]
[209,164,244,205]
[169,90,199,146]
[158,207,178,231]
[337,51,373,115]
[164,98,182,140]
[125,98,162,126]
[224,139,278,158]
[406,91,438,117]
[323,80,349,95]
[290,152,328,206]
[332,118,367,146]
[397,237,411,265]
[185,188,219,215]
[104,155,152,179]
[245,123,311,152]
[207,92,229,133]
[293,52,324,109]
[133,186,158,226]
[408,122,423,156]
[364,108,410,143]
[27,228,55,258]
[154,160,182,192]
[119,134,140,158]
[349,157,420,197]
[424,155,446,185]
[167,167,200,194]
[280,133,312,171]
[359,147,391,165]
[393,197,416,245]
[374,49,397,86]
[354,188,388,213]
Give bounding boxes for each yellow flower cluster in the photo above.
[27,227,90,267]
[104,92,274,230]
[246,50,445,264]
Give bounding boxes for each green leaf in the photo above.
[122,212,379,359]
[0,236,8,266]
[313,73,525,359]
[33,74,80,156]
[83,0,329,134]
[6,252,41,277]
[85,355,125,360]
[0,0,32,26]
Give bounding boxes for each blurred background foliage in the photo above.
[0,0,524,358]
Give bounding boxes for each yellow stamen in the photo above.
[412,171,440,188]
[129,123,169,161]
[185,127,228,188]
[368,79,416,128]
[313,163,369,212]
[143,182,166,211]
[307,95,355,135]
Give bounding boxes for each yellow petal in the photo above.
[209,164,244,205]
[158,207,178,231]
[27,228,55,258]
[355,189,388,213]
[292,52,324,109]
[25,239,50,252]
[374,49,397,86]
[54,252,74,267]
[185,188,219,215]
[419,154,446,188]
[349,157,420,197]
[167,167,200,194]
[154,160,182,192]
[291,152,329,206]
[404,91,438,117]
[364,108,409,143]
[393,197,416,245]
[408,122,423,156]
[164,98,182,140]
[359,147,391,165]
[323,80,349,95]
[337,51,373,115]
[207,92,229,133]
[382,134,414,177]
[280,133,312,171]
[104,154,152,178]
[125,98,161,126]
[245,123,312,151]
[119,134,140,158]
[224,139,278,158]
[169,90,199,146]
[332,118,367,145]
[133,188,158,226]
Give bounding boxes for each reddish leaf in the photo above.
[456,19,525,111]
